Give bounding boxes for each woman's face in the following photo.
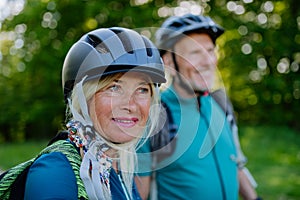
[88,72,152,144]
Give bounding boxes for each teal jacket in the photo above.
[138,86,239,200]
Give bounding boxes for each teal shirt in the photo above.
[138,86,238,200]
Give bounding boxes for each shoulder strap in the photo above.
[39,140,88,200]
[211,89,248,168]
[149,101,178,162]
[0,139,88,200]
[150,101,177,151]
[210,89,237,129]
[0,159,35,199]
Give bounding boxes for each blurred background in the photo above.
[0,0,299,199]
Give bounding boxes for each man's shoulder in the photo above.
[161,86,179,105]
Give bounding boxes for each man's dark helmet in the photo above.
[62,27,166,101]
[156,14,224,52]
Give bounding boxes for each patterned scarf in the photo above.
[67,78,114,200]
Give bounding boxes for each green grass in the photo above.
[0,126,299,199]
[0,140,48,170]
[239,125,300,200]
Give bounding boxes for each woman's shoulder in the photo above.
[24,151,78,200]
[33,151,73,168]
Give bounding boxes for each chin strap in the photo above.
[171,51,195,95]
[68,76,93,128]
[80,141,113,200]
[80,150,105,199]
[67,77,114,199]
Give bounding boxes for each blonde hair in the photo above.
[67,73,161,199]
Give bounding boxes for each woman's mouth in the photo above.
[112,117,138,128]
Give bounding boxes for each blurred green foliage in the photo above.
[0,0,299,142]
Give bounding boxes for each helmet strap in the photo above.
[171,51,198,96]
[68,76,93,127]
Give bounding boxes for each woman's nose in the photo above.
[118,93,137,112]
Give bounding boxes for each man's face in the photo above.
[172,33,217,94]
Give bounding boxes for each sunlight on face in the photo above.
[88,72,152,144]
[174,33,217,92]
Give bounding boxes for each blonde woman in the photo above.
[23,27,166,200]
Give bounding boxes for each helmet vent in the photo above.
[86,34,110,54]
[95,43,110,54]
[86,34,101,47]
[170,22,183,28]
[142,37,153,57]
[111,29,134,54]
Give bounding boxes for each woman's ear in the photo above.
[162,52,176,77]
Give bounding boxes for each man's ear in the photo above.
[162,52,176,77]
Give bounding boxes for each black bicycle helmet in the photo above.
[62,27,166,100]
[156,14,224,52]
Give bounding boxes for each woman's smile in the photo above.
[112,117,139,128]
[88,71,152,143]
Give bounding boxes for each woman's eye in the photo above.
[135,87,151,99]
[108,84,121,92]
[139,87,149,94]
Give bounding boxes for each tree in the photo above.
[210,0,300,128]
[0,0,299,142]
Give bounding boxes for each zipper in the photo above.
[118,173,131,200]
[200,96,227,200]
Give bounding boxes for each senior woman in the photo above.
[23,27,166,200]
